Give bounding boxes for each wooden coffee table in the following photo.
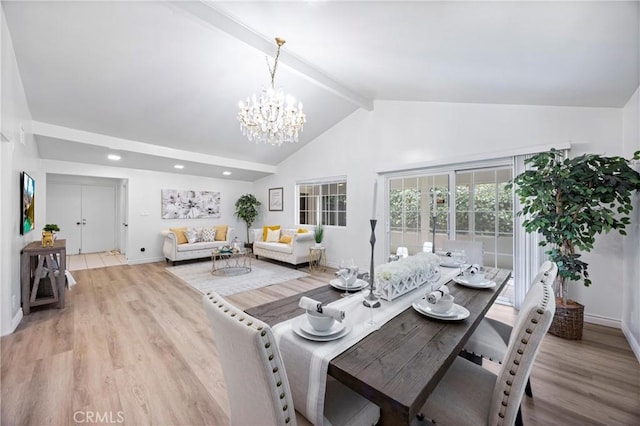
[211,249,252,275]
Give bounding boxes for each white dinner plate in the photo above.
[453,276,497,289]
[299,317,346,337]
[292,317,352,341]
[329,278,369,292]
[439,256,463,268]
[412,300,470,321]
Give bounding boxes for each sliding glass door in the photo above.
[387,164,514,304]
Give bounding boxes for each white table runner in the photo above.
[272,268,459,425]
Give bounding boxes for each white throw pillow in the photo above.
[185,228,200,244]
[200,227,217,242]
[266,228,281,242]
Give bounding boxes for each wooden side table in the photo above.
[308,246,326,272]
[21,239,67,314]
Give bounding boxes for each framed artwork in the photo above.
[269,187,283,211]
[161,189,221,219]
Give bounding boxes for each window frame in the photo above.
[295,176,348,227]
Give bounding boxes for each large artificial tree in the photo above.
[234,193,261,243]
[511,148,640,305]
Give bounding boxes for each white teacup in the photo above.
[464,271,486,283]
[306,310,335,332]
[430,294,454,314]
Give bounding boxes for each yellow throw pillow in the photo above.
[263,225,281,241]
[214,225,228,241]
[297,228,308,233]
[279,235,293,244]
[169,227,188,244]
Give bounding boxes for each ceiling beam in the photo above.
[167,0,374,111]
[32,122,278,174]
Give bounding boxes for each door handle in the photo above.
[82,219,87,225]
[76,221,82,225]
[122,223,128,227]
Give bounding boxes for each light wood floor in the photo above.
[1,262,638,425]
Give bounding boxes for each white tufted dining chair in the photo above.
[460,261,558,398]
[202,292,380,426]
[415,274,556,426]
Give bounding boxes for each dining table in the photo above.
[246,267,511,426]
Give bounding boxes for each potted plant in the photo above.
[313,223,324,247]
[234,194,261,247]
[511,148,640,339]
[43,224,60,237]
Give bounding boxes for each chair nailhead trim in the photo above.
[208,293,294,425]
[496,282,552,424]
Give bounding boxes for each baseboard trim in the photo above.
[584,313,621,329]
[2,309,24,336]
[127,256,165,265]
[621,322,640,364]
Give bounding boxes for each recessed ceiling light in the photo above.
[107,154,121,161]
[174,164,184,169]
[222,171,232,176]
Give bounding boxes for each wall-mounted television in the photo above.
[21,171,35,235]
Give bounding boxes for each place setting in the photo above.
[453,264,497,289]
[412,285,470,321]
[329,259,368,294]
[292,296,353,342]
[437,249,466,268]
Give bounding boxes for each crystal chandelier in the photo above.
[237,38,306,146]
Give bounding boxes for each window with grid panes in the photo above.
[297,179,347,226]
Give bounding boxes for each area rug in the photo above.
[166,259,309,296]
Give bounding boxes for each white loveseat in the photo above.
[251,228,315,268]
[162,226,234,265]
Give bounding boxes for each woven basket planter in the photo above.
[549,298,584,340]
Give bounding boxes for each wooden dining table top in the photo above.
[246,267,511,425]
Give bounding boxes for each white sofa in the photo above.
[251,228,316,268]
[162,227,234,265]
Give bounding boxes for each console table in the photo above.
[21,239,67,314]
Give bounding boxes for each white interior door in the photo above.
[47,183,82,254]
[81,185,116,253]
[47,181,117,254]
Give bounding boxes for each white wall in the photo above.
[622,85,640,360]
[254,100,627,322]
[1,9,42,336]
[41,160,252,263]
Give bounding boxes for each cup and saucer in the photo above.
[412,294,470,320]
[292,310,352,341]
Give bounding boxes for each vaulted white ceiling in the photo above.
[3,1,639,181]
